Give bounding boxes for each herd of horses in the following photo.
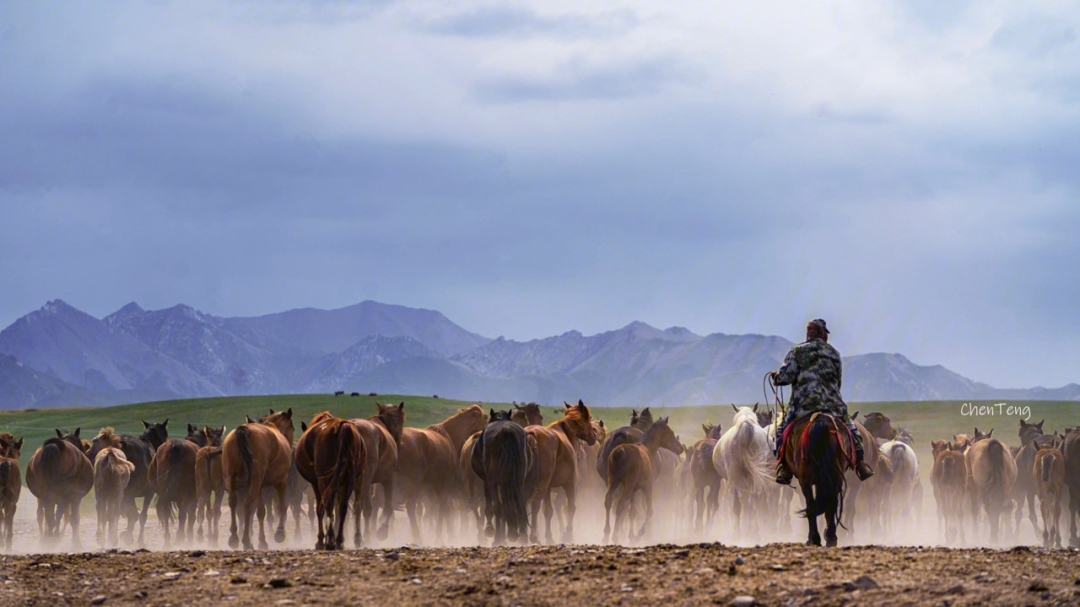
[0,400,1077,552]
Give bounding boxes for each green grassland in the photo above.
[0,395,1075,485]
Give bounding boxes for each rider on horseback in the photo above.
[770,319,874,484]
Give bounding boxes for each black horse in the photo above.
[595,408,653,481]
[472,410,530,545]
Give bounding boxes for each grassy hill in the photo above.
[0,395,1073,485]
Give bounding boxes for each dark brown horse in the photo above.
[194,426,226,543]
[295,412,366,550]
[596,409,653,482]
[510,403,544,427]
[602,416,683,543]
[1064,427,1080,546]
[1034,443,1065,548]
[472,409,532,545]
[1011,419,1045,538]
[349,401,405,543]
[0,435,23,551]
[26,428,94,548]
[87,420,170,545]
[781,413,856,546]
[148,428,203,548]
[223,409,296,550]
[396,405,486,545]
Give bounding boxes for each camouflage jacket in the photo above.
[773,338,847,415]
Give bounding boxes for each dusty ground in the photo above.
[2,542,1079,607]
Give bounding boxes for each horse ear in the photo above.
[14,438,23,450]
[221,425,227,434]
[284,408,293,419]
[269,408,274,414]
[578,399,584,406]
[852,411,860,420]
[1037,420,1045,430]
[731,403,738,413]
[565,402,572,409]
[399,402,405,410]
[246,415,253,424]
[753,403,759,412]
[74,428,81,439]
[189,424,197,434]
[301,421,308,432]
[55,429,63,438]
[142,421,150,429]
[162,419,169,427]
[598,420,605,428]
[987,428,994,437]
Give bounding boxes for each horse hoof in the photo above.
[228,537,239,550]
[376,527,389,541]
[274,529,286,544]
[485,525,495,538]
[258,541,269,551]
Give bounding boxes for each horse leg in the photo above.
[96,493,107,546]
[405,497,421,545]
[637,486,653,542]
[603,481,617,544]
[67,499,82,551]
[377,479,394,541]
[483,481,496,541]
[824,498,839,548]
[615,488,633,544]
[542,491,555,544]
[802,482,820,546]
[312,484,326,550]
[562,484,577,544]
[256,500,269,551]
[732,489,742,530]
[274,482,288,545]
[228,489,241,549]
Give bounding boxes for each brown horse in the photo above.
[149,430,202,548]
[348,401,405,543]
[26,428,94,548]
[1064,427,1080,546]
[933,443,968,545]
[223,409,296,550]
[93,440,135,548]
[965,428,1017,543]
[1034,444,1065,548]
[525,400,597,544]
[603,417,683,543]
[460,430,486,542]
[689,422,724,531]
[395,405,486,544]
[195,426,226,543]
[510,403,544,427]
[1011,419,1046,539]
[295,412,366,550]
[861,412,897,442]
[0,435,23,551]
[781,413,856,547]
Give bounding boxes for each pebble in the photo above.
[411,578,422,585]
[268,579,292,589]
[734,556,745,565]
[90,596,107,605]
[162,572,182,580]
[732,595,756,607]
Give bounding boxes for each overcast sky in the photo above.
[2,1,1078,388]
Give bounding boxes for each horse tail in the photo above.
[732,421,772,494]
[608,446,629,493]
[802,415,846,525]
[39,440,63,479]
[233,426,254,493]
[0,460,10,501]
[984,440,1007,502]
[889,443,911,486]
[494,428,530,539]
[159,441,185,517]
[1040,452,1053,484]
[321,423,360,514]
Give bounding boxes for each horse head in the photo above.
[373,401,406,446]
[0,433,23,459]
[490,409,513,423]
[972,427,993,443]
[644,417,683,456]
[203,426,226,448]
[140,419,170,450]
[262,408,295,445]
[562,400,596,446]
[186,424,208,447]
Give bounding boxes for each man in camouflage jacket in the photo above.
[770,319,874,484]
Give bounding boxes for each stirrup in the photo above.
[775,463,793,485]
[855,462,874,481]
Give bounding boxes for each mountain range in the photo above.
[1,299,1077,410]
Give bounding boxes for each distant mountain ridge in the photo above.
[0,299,1075,409]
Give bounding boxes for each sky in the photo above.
[1,1,1078,389]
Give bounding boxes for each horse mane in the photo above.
[95,427,123,448]
[310,411,335,425]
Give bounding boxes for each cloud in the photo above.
[474,56,693,102]
[421,5,636,39]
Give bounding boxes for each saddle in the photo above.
[777,412,857,470]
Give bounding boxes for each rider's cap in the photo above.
[808,318,830,334]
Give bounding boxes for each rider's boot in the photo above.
[854,446,874,481]
[774,433,792,485]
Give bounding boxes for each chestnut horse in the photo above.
[93,441,134,548]
[148,430,202,548]
[780,412,856,547]
[223,409,296,550]
[396,404,486,544]
[933,442,968,545]
[26,428,94,548]
[1034,443,1065,548]
[349,401,405,543]
[195,426,226,543]
[965,428,1017,543]
[603,416,683,543]
[295,412,366,550]
[689,422,724,531]
[0,435,23,551]
[525,400,597,544]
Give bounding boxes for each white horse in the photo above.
[879,439,919,535]
[712,405,773,540]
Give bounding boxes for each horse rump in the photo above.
[799,415,848,525]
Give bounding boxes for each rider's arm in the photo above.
[773,350,798,386]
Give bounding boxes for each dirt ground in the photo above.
[2,542,1078,607]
